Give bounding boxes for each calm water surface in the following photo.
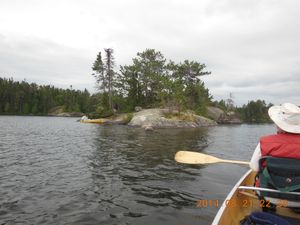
[0,116,275,225]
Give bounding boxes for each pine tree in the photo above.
[92,52,106,92]
[104,48,115,112]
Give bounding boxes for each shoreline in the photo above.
[0,114,82,118]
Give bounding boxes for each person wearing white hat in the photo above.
[250,103,300,208]
[250,102,300,171]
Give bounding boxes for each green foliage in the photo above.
[117,49,212,115]
[99,108,113,118]
[31,103,38,114]
[92,52,106,91]
[1,48,215,118]
[171,60,211,86]
[23,103,30,114]
[123,113,134,124]
[87,107,113,119]
[73,103,81,112]
[4,102,10,113]
[194,104,208,116]
[0,77,91,115]
[212,100,228,111]
[163,111,197,122]
[95,105,105,114]
[237,100,272,123]
[92,49,115,112]
[118,49,167,108]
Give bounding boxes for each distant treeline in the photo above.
[0,77,91,115]
[214,99,272,123]
[238,100,273,123]
[0,77,272,123]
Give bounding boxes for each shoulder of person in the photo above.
[260,133,300,142]
[259,134,278,142]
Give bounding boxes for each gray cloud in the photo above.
[0,0,300,105]
[0,35,95,90]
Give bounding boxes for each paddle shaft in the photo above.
[220,159,250,165]
[175,151,249,165]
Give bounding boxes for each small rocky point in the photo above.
[128,108,217,128]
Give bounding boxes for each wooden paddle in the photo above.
[174,151,249,165]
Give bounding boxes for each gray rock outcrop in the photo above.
[128,108,216,128]
[206,106,241,124]
[207,106,224,121]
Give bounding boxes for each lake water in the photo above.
[0,116,275,225]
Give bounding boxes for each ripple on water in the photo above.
[0,116,274,225]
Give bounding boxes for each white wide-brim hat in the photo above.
[268,103,300,134]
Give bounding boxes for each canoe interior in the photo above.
[214,170,300,225]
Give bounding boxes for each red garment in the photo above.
[255,133,300,188]
[260,133,300,158]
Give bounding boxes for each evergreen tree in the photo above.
[0,77,91,115]
[104,48,115,112]
[117,48,212,115]
[92,49,116,113]
[92,52,106,92]
[238,100,272,123]
[119,49,166,108]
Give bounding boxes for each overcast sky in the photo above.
[0,0,299,106]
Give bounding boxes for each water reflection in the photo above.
[0,117,274,225]
[87,126,210,223]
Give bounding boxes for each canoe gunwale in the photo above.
[212,169,252,225]
[212,169,300,224]
[238,186,300,196]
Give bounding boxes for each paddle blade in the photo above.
[174,151,221,164]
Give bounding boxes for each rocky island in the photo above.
[81,106,241,130]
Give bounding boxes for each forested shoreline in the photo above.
[0,48,272,123]
[0,76,272,123]
[0,77,91,115]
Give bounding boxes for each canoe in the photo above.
[80,118,107,124]
[212,169,300,225]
